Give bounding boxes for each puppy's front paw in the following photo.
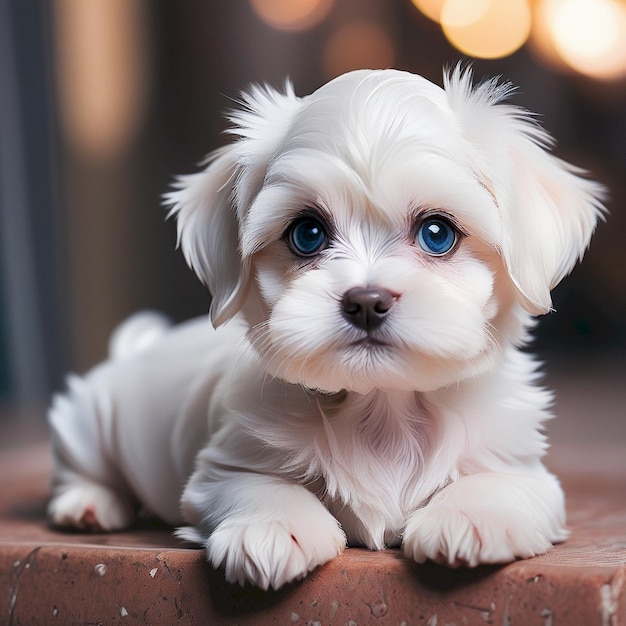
[206,512,346,590]
[403,505,553,568]
[48,483,135,532]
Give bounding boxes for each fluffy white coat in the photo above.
[48,68,605,590]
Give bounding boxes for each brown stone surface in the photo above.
[0,437,625,625]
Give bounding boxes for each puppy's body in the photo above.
[48,68,604,590]
[50,314,563,586]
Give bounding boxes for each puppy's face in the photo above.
[244,118,507,393]
[169,69,605,394]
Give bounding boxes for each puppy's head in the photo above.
[167,68,605,393]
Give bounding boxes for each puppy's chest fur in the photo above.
[269,390,453,549]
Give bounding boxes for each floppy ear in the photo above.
[445,67,607,315]
[165,82,303,326]
[165,147,242,327]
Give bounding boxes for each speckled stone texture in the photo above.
[1,437,625,625]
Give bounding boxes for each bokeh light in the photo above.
[410,0,626,80]
[440,0,531,59]
[249,0,334,31]
[53,0,149,159]
[323,21,395,79]
[409,0,447,23]
[533,0,626,81]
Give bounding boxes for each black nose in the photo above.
[341,287,395,331]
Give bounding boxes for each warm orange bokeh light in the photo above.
[53,0,149,159]
[410,0,447,23]
[533,0,626,81]
[249,0,334,31]
[441,0,531,59]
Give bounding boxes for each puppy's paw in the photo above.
[206,512,346,590]
[403,505,553,568]
[48,483,135,532]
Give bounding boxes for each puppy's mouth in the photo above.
[348,336,391,348]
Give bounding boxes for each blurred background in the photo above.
[1,0,625,421]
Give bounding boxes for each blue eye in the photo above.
[288,217,328,257]
[417,217,458,256]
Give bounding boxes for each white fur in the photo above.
[48,68,605,590]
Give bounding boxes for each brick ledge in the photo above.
[1,442,625,625]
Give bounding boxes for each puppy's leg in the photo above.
[179,462,346,590]
[48,474,135,532]
[403,469,567,567]
[48,375,135,532]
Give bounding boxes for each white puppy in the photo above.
[48,68,605,590]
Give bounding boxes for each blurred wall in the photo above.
[1,0,624,406]
[1,2,60,403]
